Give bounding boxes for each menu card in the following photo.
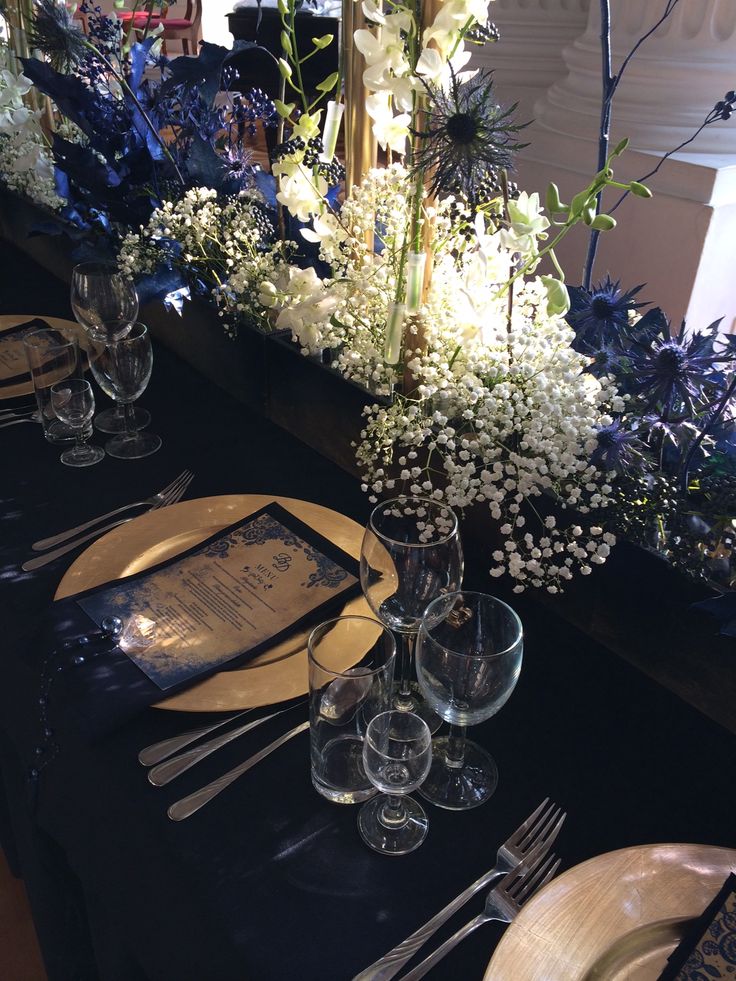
[658,872,736,979]
[0,318,46,387]
[76,503,360,689]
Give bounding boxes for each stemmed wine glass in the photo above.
[88,322,161,460]
[50,379,104,467]
[360,496,463,731]
[70,261,150,434]
[358,710,432,855]
[415,591,523,811]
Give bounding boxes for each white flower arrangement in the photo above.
[0,51,63,211]
[119,186,294,335]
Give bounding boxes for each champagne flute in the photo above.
[358,710,432,855]
[360,496,464,731]
[50,379,104,467]
[89,322,161,459]
[416,591,523,810]
[70,261,150,433]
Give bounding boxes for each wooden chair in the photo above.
[118,0,202,56]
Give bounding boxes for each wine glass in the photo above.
[70,261,150,434]
[415,591,523,811]
[50,379,104,467]
[360,496,464,730]
[89,322,161,460]
[358,710,432,856]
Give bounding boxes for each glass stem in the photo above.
[395,632,416,710]
[445,724,467,769]
[123,402,136,437]
[115,403,126,422]
[379,794,407,829]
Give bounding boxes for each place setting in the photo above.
[19,478,736,979]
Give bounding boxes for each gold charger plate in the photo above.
[55,494,372,712]
[485,843,736,981]
[0,315,83,400]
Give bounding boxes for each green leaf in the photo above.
[629,181,653,198]
[312,34,334,49]
[274,99,295,118]
[316,71,340,93]
[280,31,293,57]
[278,58,293,80]
[590,214,616,231]
[277,0,288,14]
[113,0,125,8]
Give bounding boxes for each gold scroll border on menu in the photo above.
[55,494,372,712]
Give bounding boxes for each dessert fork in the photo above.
[31,469,195,550]
[399,850,562,981]
[352,798,564,981]
[22,471,194,571]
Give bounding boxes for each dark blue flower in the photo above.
[566,277,647,352]
[628,319,732,416]
[591,421,646,473]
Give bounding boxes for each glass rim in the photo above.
[365,709,431,759]
[71,260,123,275]
[307,614,396,676]
[420,590,523,659]
[50,377,91,395]
[368,495,459,548]
[22,326,78,349]
[108,321,148,346]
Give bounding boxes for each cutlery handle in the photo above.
[167,721,309,822]
[32,501,145,550]
[138,713,247,766]
[0,417,36,429]
[352,867,502,981]
[148,705,298,786]
[22,517,133,571]
[399,914,491,981]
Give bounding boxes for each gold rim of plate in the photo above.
[484,842,736,981]
[55,494,372,712]
[0,316,84,400]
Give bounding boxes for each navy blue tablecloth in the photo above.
[1,249,736,981]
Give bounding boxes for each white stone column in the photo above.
[514,0,736,330]
[471,0,591,119]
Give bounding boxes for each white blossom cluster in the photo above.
[0,55,63,211]
[118,186,291,335]
[259,164,620,590]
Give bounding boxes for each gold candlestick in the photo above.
[342,0,377,194]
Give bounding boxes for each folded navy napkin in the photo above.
[658,872,736,979]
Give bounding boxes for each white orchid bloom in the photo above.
[273,163,327,222]
[365,91,409,155]
[499,191,550,257]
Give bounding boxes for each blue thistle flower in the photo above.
[29,0,88,70]
[566,277,647,352]
[591,421,646,473]
[413,69,528,200]
[628,319,733,417]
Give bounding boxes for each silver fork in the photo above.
[352,798,564,981]
[399,851,562,981]
[22,471,194,572]
[31,469,195,551]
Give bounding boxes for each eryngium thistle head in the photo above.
[29,0,88,70]
[413,69,528,200]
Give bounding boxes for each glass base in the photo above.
[358,794,428,855]
[311,734,376,805]
[95,405,150,434]
[105,430,161,460]
[393,681,443,734]
[59,443,105,468]
[43,418,77,445]
[418,737,498,811]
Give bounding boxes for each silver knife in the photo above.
[0,417,39,429]
[167,721,310,822]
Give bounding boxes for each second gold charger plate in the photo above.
[55,494,371,712]
[0,315,83,400]
[485,843,736,981]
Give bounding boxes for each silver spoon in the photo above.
[138,710,253,766]
[319,667,374,725]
